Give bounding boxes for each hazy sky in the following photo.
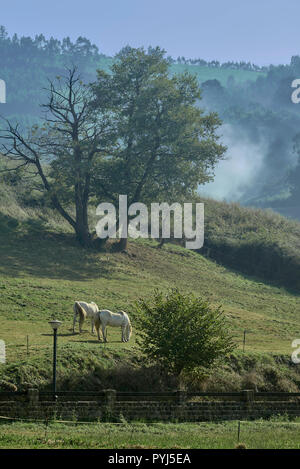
[2,0,300,65]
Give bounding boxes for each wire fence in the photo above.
[1,389,300,402]
[3,338,52,362]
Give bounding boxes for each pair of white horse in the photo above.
[72,301,132,343]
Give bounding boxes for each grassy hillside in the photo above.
[95,57,264,87]
[201,198,300,291]
[96,56,265,87]
[170,63,264,86]
[0,179,299,392]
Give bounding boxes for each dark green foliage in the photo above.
[0,213,19,234]
[91,46,226,205]
[133,289,235,375]
[90,46,226,249]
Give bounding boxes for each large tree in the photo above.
[91,46,226,249]
[0,67,113,247]
[1,47,226,250]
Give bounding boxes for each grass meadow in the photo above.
[0,418,300,449]
[0,180,300,447]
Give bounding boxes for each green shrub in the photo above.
[133,289,235,375]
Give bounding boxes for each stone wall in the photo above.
[0,389,300,422]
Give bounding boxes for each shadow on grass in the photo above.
[41,332,77,337]
[72,339,102,344]
[0,228,112,281]
[73,339,123,344]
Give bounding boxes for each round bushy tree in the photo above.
[133,289,235,375]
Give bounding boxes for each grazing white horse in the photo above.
[94,309,132,343]
[73,301,99,334]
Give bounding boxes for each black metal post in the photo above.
[52,328,57,400]
[243,330,246,352]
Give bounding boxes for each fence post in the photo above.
[241,389,254,403]
[241,389,254,416]
[104,389,116,411]
[176,390,187,405]
[27,388,39,405]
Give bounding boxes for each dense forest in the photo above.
[0,25,300,218]
[0,26,113,126]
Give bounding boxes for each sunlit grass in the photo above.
[0,419,300,449]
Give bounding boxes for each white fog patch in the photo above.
[199,124,268,201]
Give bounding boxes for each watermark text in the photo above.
[95,195,204,250]
[0,79,6,103]
[0,340,5,364]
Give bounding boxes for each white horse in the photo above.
[94,309,132,343]
[73,301,99,334]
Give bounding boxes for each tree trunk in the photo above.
[75,221,92,247]
[75,184,92,248]
[118,236,128,251]
[157,238,165,249]
[115,211,129,251]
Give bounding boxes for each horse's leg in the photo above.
[79,316,84,334]
[91,318,95,335]
[121,325,126,342]
[102,324,107,342]
[94,317,101,341]
[73,312,77,334]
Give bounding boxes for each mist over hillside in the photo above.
[200,120,297,203]
[199,123,270,200]
[199,67,300,219]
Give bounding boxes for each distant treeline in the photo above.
[0,25,111,124]
[173,56,268,72]
[0,24,268,73]
[0,25,105,61]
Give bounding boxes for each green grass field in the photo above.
[0,229,299,360]
[0,180,300,388]
[94,56,265,87]
[0,181,300,448]
[0,418,299,449]
[169,63,264,86]
[0,225,300,393]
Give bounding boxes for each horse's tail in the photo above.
[94,311,102,340]
[126,316,132,341]
[94,311,101,329]
[74,302,87,333]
